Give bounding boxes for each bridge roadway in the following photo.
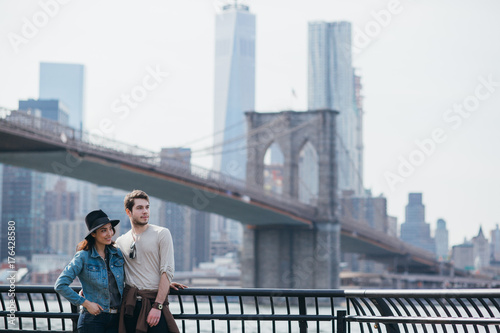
[0,110,452,274]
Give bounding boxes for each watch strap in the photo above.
[152,302,163,310]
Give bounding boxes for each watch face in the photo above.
[158,304,163,310]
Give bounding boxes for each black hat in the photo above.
[85,210,119,239]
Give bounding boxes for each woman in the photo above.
[55,209,124,333]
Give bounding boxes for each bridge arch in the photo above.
[245,110,338,220]
[263,141,285,195]
[243,110,341,289]
[298,140,319,205]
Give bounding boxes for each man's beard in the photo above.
[132,218,148,226]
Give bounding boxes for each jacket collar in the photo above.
[90,244,117,258]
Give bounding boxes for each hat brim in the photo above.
[85,219,120,239]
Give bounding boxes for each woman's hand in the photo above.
[170,282,188,290]
[82,300,103,315]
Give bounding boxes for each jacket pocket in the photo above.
[85,264,101,279]
[112,258,124,267]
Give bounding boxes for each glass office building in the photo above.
[213,3,255,180]
[308,21,363,195]
[39,62,85,131]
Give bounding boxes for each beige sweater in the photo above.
[116,224,175,290]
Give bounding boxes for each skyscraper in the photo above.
[1,166,45,260]
[472,226,490,271]
[434,218,449,260]
[400,193,435,253]
[0,164,3,257]
[159,148,211,271]
[213,2,255,179]
[491,225,500,262]
[39,62,85,131]
[308,21,363,195]
[212,1,255,251]
[452,243,474,271]
[97,187,130,236]
[38,62,95,217]
[44,179,79,228]
[19,99,69,125]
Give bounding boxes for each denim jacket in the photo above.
[55,245,125,312]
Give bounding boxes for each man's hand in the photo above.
[170,282,188,290]
[147,308,162,327]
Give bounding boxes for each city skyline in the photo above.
[1,0,500,246]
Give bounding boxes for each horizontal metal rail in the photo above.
[347,315,500,325]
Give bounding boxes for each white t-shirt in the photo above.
[116,224,175,290]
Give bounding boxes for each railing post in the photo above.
[336,310,346,333]
[71,304,79,332]
[298,296,308,333]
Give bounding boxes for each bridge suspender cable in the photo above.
[176,119,246,148]
[191,115,322,158]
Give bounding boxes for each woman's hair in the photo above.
[76,226,117,252]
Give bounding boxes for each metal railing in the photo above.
[2,286,500,332]
[0,285,344,332]
[0,285,79,332]
[343,289,500,332]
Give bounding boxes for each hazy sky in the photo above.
[1,0,500,247]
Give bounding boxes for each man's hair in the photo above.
[124,189,150,212]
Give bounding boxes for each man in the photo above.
[116,189,179,333]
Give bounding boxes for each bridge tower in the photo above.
[242,109,340,288]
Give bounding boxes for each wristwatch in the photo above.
[152,302,163,310]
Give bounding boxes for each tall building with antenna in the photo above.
[213,0,256,180]
[211,0,255,247]
[308,21,363,195]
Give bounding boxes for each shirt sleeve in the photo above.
[54,251,86,306]
[158,228,175,283]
